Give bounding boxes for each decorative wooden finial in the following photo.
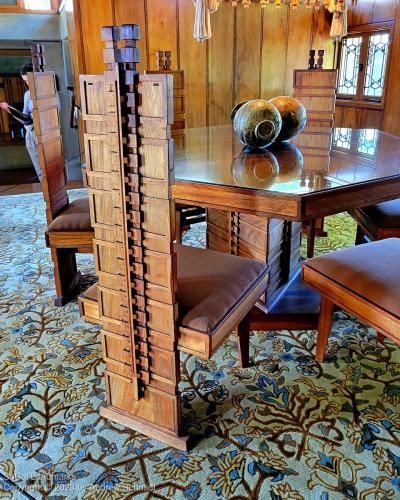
[317,49,325,69]
[308,49,315,70]
[155,50,172,71]
[156,50,164,70]
[164,51,172,70]
[101,24,140,70]
[32,44,46,72]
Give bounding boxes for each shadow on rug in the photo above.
[0,190,399,499]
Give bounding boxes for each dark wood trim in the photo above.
[348,21,394,33]
[301,176,400,219]
[173,182,301,220]
[0,49,31,56]
[174,167,400,223]
[336,99,384,111]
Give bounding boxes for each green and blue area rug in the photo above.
[0,190,399,499]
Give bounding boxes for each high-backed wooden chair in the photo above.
[78,24,269,449]
[302,238,400,362]
[29,49,93,306]
[349,199,400,245]
[146,52,206,243]
[293,69,338,257]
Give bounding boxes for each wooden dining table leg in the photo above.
[315,296,334,362]
[307,219,316,258]
[175,208,182,244]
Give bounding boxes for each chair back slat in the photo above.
[29,70,68,223]
[81,24,183,437]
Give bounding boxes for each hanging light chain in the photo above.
[225,0,358,9]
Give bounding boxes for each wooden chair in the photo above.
[78,25,269,449]
[29,67,93,306]
[146,54,206,243]
[349,199,400,244]
[302,238,400,362]
[293,69,337,257]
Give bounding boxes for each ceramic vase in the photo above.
[232,99,282,148]
[269,96,307,142]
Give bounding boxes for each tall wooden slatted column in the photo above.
[81,26,142,404]
[81,25,188,449]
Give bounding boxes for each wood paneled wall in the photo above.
[72,0,334,128]
[347,0,396,26]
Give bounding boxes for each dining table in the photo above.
[79,55,400,448]
[172,124,400,331]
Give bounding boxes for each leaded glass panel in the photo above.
[337,37,362,95]
[364,32,390,98]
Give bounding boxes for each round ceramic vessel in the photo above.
[269,96,307,142]
[231,146,279,189]
[232,99,282,148]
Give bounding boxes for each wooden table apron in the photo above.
[173,175,400,222]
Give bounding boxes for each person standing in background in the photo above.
[0,63,42,182]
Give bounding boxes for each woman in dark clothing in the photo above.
[0,63,42,181]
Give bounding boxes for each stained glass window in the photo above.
[358,129,378,156]
[337,37,362,95]
[333,128,352,150]
[364,32,390,98]
[24,0,52,10]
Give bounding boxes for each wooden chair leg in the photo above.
[175,209,182,244]
[315,217,328,237]
[315,296,334,363]
[51,248,81,306]
[237,315,251,368]
[307,219,316,258]
[377,331,385,342]
[355,225,366,245]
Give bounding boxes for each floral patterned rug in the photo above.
[0,190,399,500]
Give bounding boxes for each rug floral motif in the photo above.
[0,190,399,499]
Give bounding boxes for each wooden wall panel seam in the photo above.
[232,6,238,108]
[76,0,87,74]
[310,10,315,50]
[258,7,265,99]
[176,0,181,70]
[144,0,150,70]
[111,0,116,26]
[205,40,209,127]
[283,6,290,95]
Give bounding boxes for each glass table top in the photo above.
[174,125,400,196]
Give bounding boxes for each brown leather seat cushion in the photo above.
[359,198,400,229]
[47,198,93,232]
[304,238,400,317]
[176,244,268,334]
